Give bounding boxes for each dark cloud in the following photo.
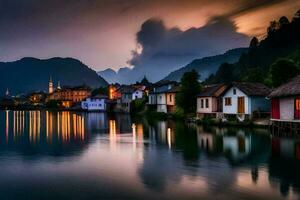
[112,17,250,83]
[0,0,298,73]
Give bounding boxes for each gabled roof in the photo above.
[198,84,227,97]
[269,75,300,98]
[154,80,177,87]
[166,85,181,93]
[117,85,135,94]
[225,82,271,97]
[90,94,108,99]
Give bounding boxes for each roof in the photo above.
[269,75,300,98]
[198,84,227,97]
[150,84,180,94]
[166,85,181,93]
[154,80,177,87]
[117,85,135,94]
[90,94,108,99]
[225,82,271,97]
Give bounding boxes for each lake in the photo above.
[0,110,299,200]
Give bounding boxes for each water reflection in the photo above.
[0,111,300,199]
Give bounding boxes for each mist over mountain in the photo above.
[0,57,108,95]
[99,17,250,84]
[163,48,248,82]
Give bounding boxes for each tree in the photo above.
[213,63,235,84]
[249,37,259,49]
[269,59,300,87]
[279,16,289,28]
[91,87,108,96]
[267,20,279,35]
[243,68,264,83]
[293,9,300,21]
[176,70,201,114]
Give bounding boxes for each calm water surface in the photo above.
[0,110,299,200]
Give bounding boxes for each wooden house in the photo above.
[197,84,227,118]
[222,82,271,119]
[269,75,300,121]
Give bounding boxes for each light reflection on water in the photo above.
[0,110,299,200]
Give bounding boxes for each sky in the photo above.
[0,0,299,71]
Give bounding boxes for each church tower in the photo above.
[49,76,54,94]
[57,81,61,90]
[5,88,9,96]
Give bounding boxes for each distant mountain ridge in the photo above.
[0,57,108,95]
[163,48,248,82]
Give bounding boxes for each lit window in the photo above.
[296,98,300,111]
[225,97,232,106]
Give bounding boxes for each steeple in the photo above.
[49,76,54,94]
[57,81,61,90]
[5,88,9,96]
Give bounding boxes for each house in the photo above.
[165,86,180,113]
[28,91,47,105]
[222,82,271,119]
[197,84,228,118]
[116,85,144,112]
[48,85,91,106]
[269,75,300,121]
[81,95,107,111]
[148,80,179,113]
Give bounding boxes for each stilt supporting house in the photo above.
[269,75,300,135]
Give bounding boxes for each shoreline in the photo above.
[0,108,270,128]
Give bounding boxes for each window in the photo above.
[201,99,204,108]
[205,99,209,108]
[296,98,300,111]
[233,89,236,95]
[225,97,232,106]
[169,94,172,102]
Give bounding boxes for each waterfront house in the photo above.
[28,91,47,106]
[269,75,300,121]
[116,85,144,112]
[197,84,228,118]
[222,82,271,119]
[48,85,91,107]
[81,95,107,111]
[148,80,179,113]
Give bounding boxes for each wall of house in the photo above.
[81,98,106,111]
[157,104,167,113]
[132,90,143,100]
[148,94,157,105]
[223,87,250,114]
[157,93,166,105]
[197,97,213,113]
[166,93,176,106]
[250,96,270,113]
[279,97,294,120]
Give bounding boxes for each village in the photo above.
[1,73,300,133]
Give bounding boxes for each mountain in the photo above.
[98,67,132,84]
[98,68,117,83]
[208,12,300,85]
[0,57,108,95]
[163,48,248,82]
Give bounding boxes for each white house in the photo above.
[81,95,107,111]
[132,89,144,100]
[116,85,145,112]
[222,82,271,118]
